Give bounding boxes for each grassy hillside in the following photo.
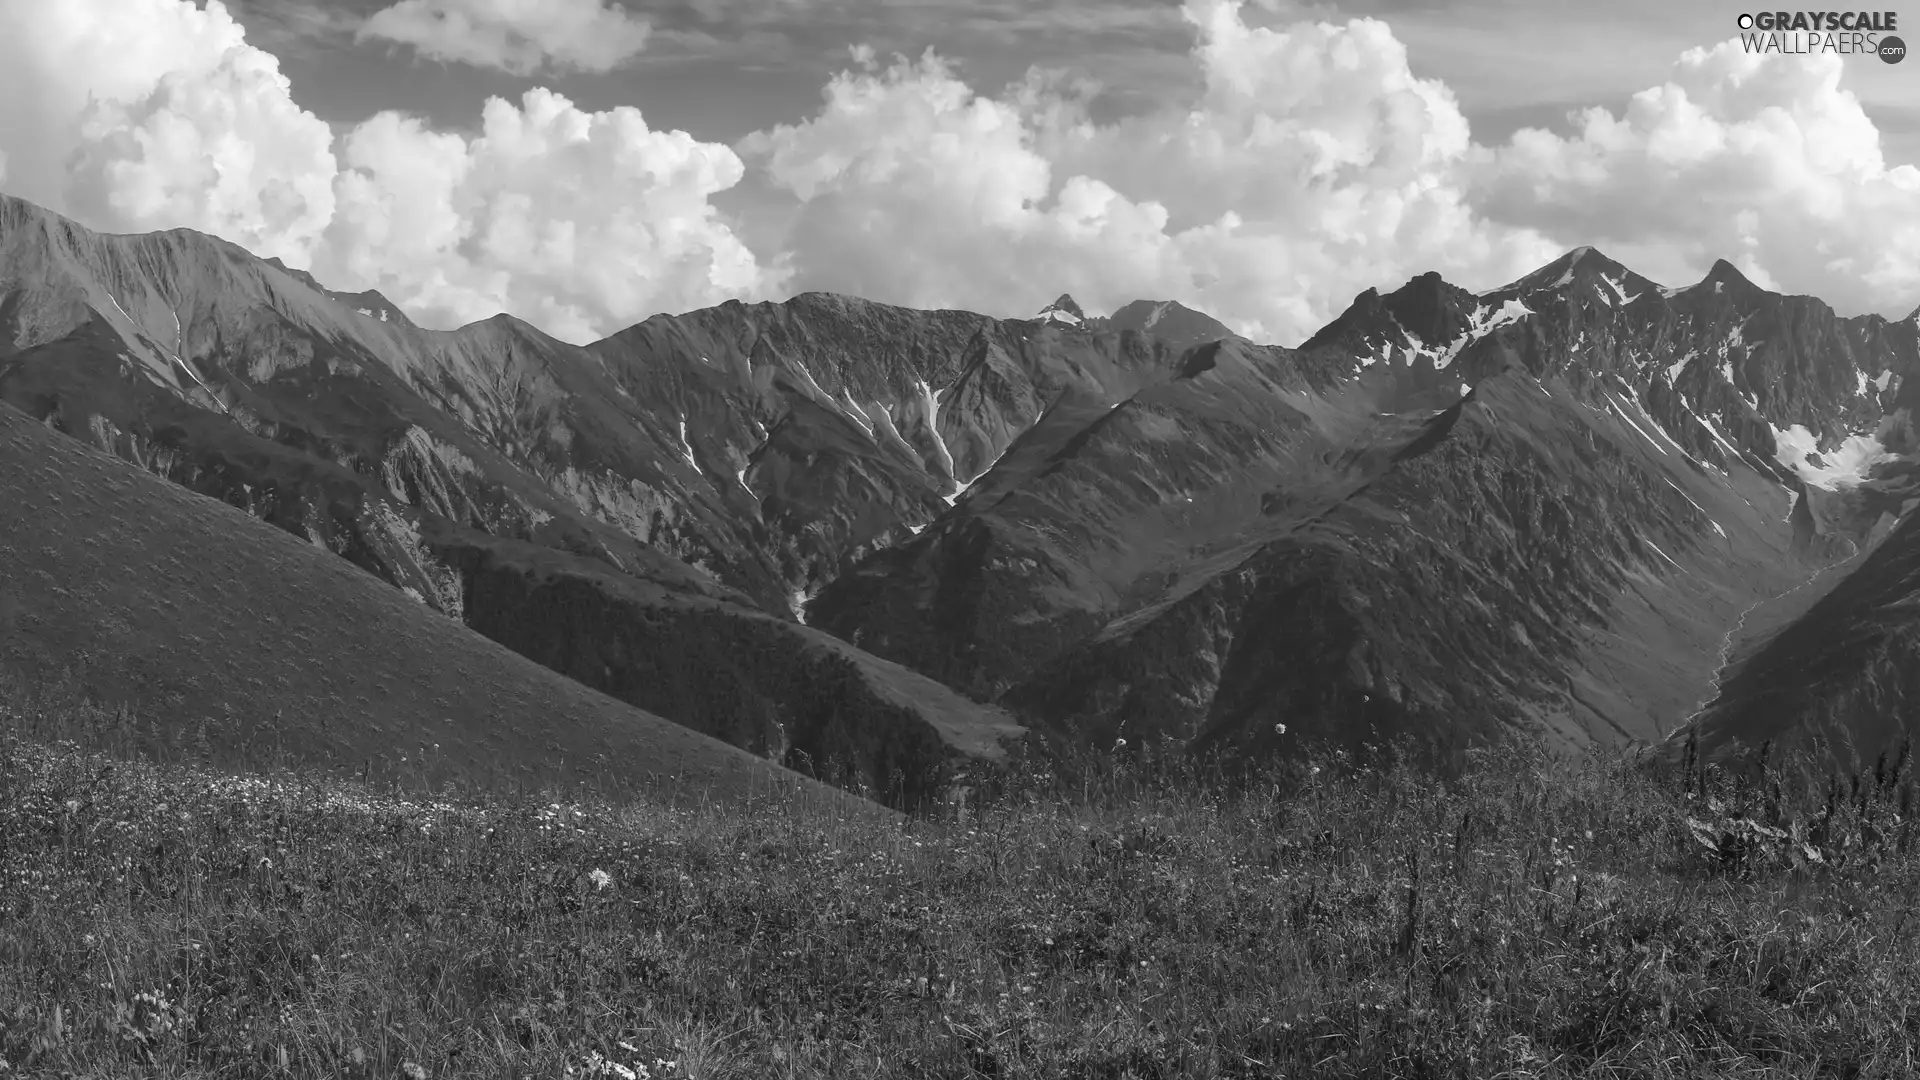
[3,691,1917,1078]
[0,402,864,812]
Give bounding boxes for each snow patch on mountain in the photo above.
[1037,294,1087,326]
[1358,311,1417,368]
[1644,539,1683,569]
[1664,477,1725,537]
[1682,401,1741,467]
[1434,297,1532,371]
[1484,245,1589,296]
[1665,350,1695,385]
[787,358,830,401]
[1770,423,1892,490]
[840,390,876,438]
[1600,273,1640,306]
[675,417,698,470]
[915,378,958,485]
[1719,324,1759,409]
[1607,391,1670,456]
[946,441,1013,507]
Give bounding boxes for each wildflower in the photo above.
[1274,723,1286,736]
[401,1063,427,1080]
[1114,738,1127,749]
[589,869,612,891]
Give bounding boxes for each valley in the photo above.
[4,192,1919,801]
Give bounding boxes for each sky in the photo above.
[1,0,1917,347]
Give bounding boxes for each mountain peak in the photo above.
[1037,294,1086,326]
[1487,245,1644,298]
[1703,258,1756,289]
[1296,270,1479,357]
[261,255,325,293]
[1107,299,1237,351]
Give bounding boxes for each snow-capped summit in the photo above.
[1484,245,1654,304]
[1037,293,1087,326]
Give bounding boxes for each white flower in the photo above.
[1114,738,1127,748]
[589,869,612,891]
[1274,724,1287,736]
[401,1063,427,1080]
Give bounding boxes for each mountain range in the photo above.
[4,190,1917,807]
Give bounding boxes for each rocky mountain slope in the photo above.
[6,183,1919,782]
[0,401,869,813]
[0,193,1027,805]
[815,246,1920,762]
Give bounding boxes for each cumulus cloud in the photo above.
[0,0,336,265]
[1474,43,1920,317]
[747,0,1920,339]
[321,88,784,341]
[0,0,777,343]
[742,0,1560,344]
[358,0,652,75]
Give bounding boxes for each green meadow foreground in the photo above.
[3,698,1919,1079]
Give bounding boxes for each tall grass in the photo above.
[3,690,1918,1078]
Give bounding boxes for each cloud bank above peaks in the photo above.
[327,88,781,342]
[358,0,653,76]
[748,0,1920,340]
[743,0,1561,344]
[0,0,1916,349]
[1476,42,1920,314]
[0,0,338,266]
[0,0,784,343]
